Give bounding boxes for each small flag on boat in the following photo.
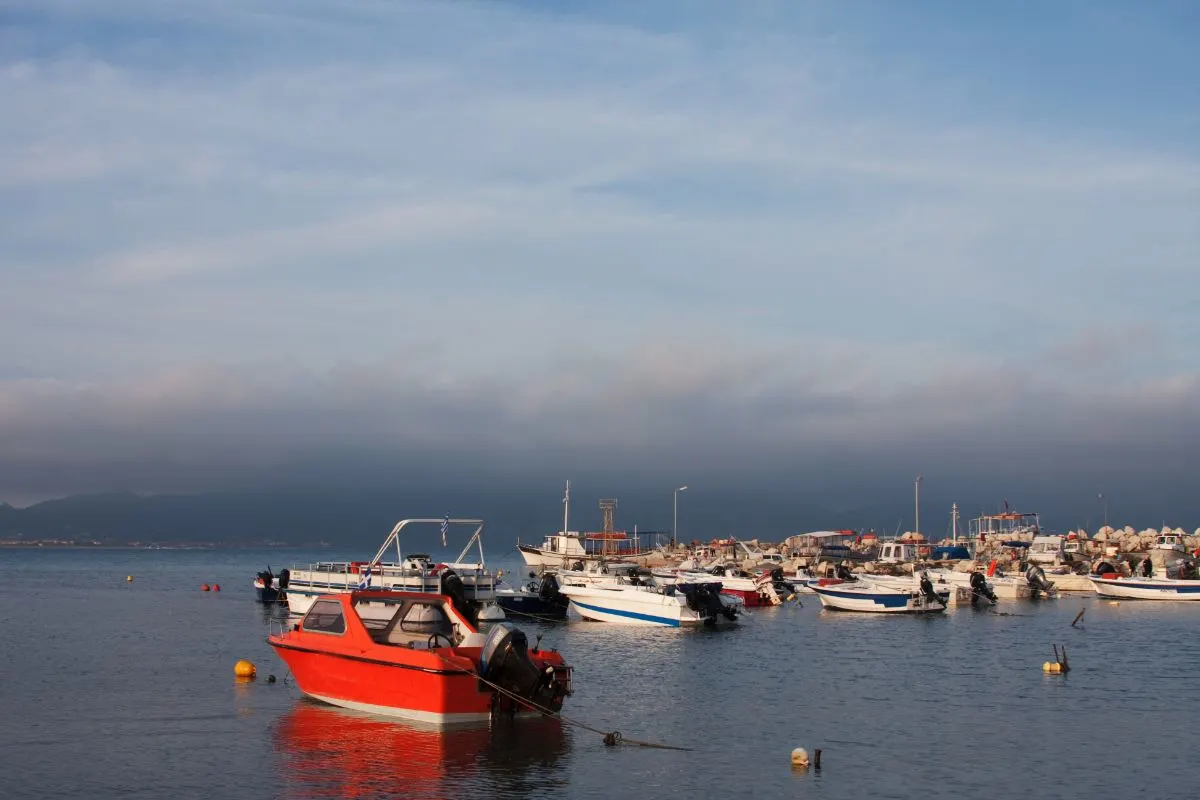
[357,565,372,589]
[441,513,449,547]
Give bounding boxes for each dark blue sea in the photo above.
[2,546,1197,800]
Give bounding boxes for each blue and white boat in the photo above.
[808,572,949,613]
[1088,574,1200,600]
[494,572,568,620]
[558,580,741,627]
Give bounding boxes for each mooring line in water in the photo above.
[494,606,569,624]
[428,650,693,751]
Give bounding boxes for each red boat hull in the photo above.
[268,590,570,724]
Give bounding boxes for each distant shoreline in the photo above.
[0,541,325,550]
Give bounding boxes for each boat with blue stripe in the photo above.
[808,572,950,613]
[1089,574,1200,600]
[558,579,741,627]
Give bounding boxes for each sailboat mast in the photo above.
[563,480,571,535]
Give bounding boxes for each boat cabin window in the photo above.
[303,599,347,635]
[398,602,453,636]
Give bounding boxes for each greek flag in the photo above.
[441,513,449,547]
[357,564,372,589]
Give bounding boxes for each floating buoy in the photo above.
[234,660,257,678]
[202,584,210,592]
[791,747,810,767]
[1043,661,1062,673]
[213,584,221,592]
[126,575,133,582]
[267,675,277,684]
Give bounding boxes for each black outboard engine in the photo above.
[278,568,290,590]
[537,573,560,601]
[479,623,557,712]
[440,568,478,627]
[969,570,997,605]
[678,583,737,625]
[919,572,944,606]
[1025,564,1054,598]
[256,569,274,588]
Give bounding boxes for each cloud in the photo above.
[0,0,1197,514]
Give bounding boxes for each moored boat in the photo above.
[1088,573,1200,600]
[558,580,741,627]
[283,518,502,620]
[254,567,289,604]
[268,589,572,724]
[808,572,949,613]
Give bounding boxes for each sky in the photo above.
[1,0,1198,531]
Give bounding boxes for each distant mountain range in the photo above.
[0,489,873,549]
[0,486,1190,549]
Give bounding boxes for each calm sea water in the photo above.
[2,546,1197,800]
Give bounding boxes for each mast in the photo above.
[563,480,571,535]
[914,475,923,537]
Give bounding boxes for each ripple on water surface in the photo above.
[2,548,1199,800]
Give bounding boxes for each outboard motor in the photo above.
[479,623,558,712]
[678,582,737,625]
[1025,563,1055,598]
[537,573,560,601]
[440,568,478,627]
[278,568,290,590]
[256,569,274,588]
[969,570,997,605]
[919,571,945,606]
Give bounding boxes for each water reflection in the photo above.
[272,702,571,800]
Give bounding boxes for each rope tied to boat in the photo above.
[429,648,693,751]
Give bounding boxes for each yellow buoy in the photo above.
[234,660,257,679]
[126,575,133,582]
[791,747,810,767]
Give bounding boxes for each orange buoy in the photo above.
[213,584,221,592]
[202,583,211,591]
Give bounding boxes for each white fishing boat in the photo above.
[808,572,949,613]
[1088,574,1200,600]
[652,564,792,607]
[517,481,663,569]
[558,579,741,627]
[284,518,502,620]
[866,566,1032,600]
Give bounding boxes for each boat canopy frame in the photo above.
[366,518,488,572]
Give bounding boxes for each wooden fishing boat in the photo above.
[268,589,572,724]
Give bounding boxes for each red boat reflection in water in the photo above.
[273,702,569,800]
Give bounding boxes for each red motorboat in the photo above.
[268,588,572,724]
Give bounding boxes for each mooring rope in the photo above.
[429,648,693,751]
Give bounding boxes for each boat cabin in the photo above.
[877,542,921,564]
[299,591,484,650]
[969,510,1040,542]
[1027,535,1074,566]
[1155,532,1187,553]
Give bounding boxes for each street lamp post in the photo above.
[673,485,689,549]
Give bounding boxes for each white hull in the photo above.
[867,569,1032,600]
[809,579,949,613]
[286,564,498,616]
[559,584,738,627]
[1089,575,1200,600]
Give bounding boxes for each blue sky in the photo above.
[0,0,1197,525]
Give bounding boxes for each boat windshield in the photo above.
[303,599,347,635]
